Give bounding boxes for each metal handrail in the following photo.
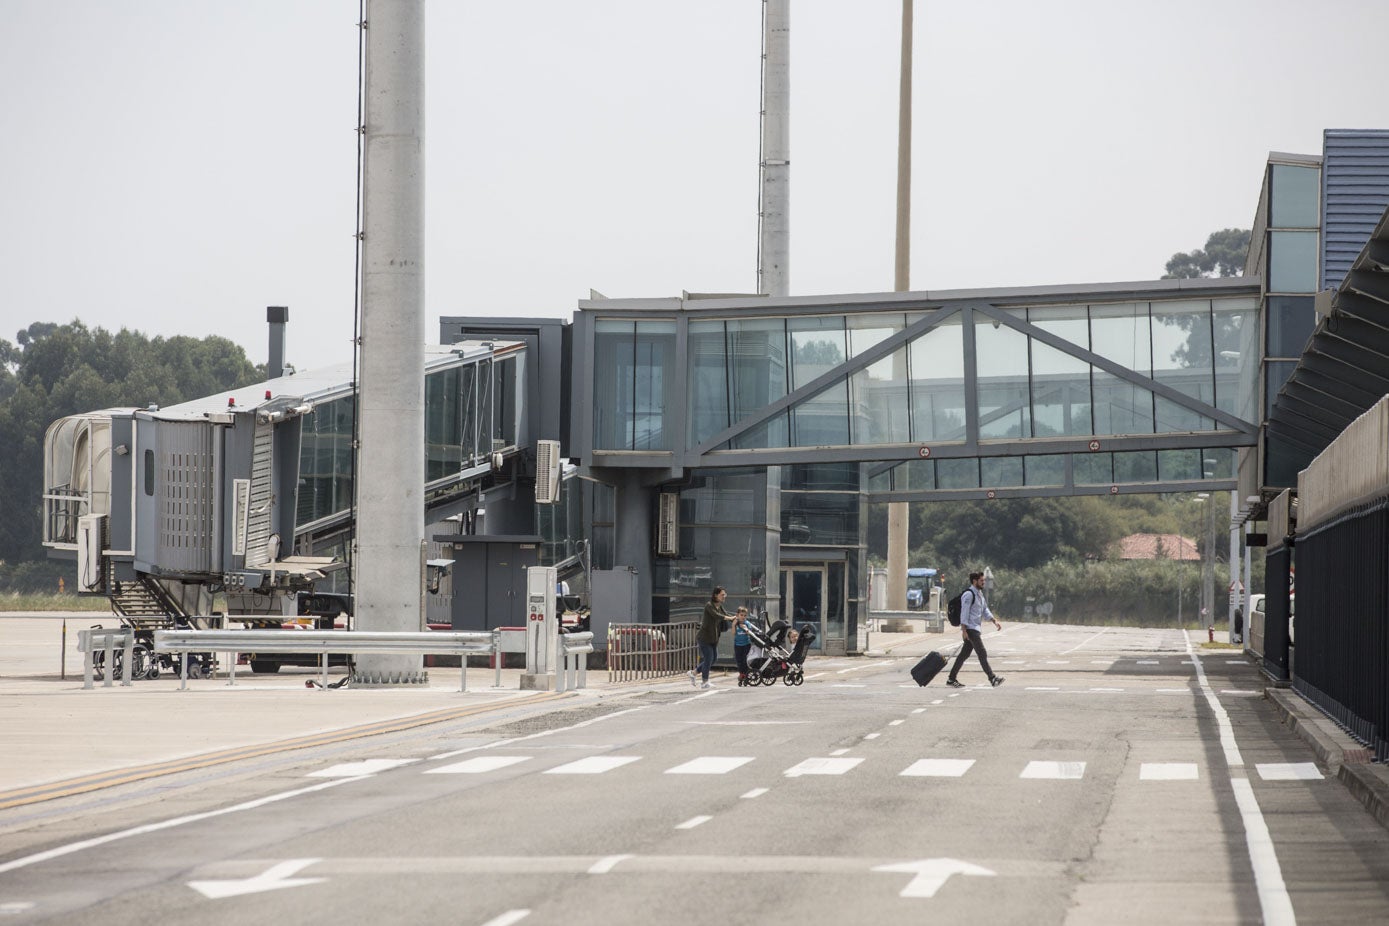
[154,628,497,692]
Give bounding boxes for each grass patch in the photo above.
[0,591,110,612]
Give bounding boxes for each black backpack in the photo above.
[947,588,967,626]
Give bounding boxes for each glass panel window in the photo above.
[633,321,676,450]
[728,318,788,449]
[1028,309,1092,437]
[296,395,354,527]
[1074,453,1112,485]
[1113,451,1157,483]
[908,314,965,442]
[789,316,849,446]
[1213,296,1259,420]
[593,321,633,450]
[688,320,728,445]
[848,313,909,444]
[425,366,460,481]
[1266,295,1315,358]
[1150,299,1214,431]
[1265,360,1299,417]
[935,458,979,489]
[974,313,1030,439]
[1024,455,1066,486]
[1270,164,1320,229]
[1157,449,1202,482]
[980,456,1023,487]
[1269,231,1319,293]
[460,364,478,463]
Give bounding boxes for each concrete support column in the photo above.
[757,0,789,297]
[613,473,653,623]
[353,0,427,685]
[885,0,913,612]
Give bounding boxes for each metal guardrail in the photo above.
[557,632,594,693]
[77,627,135,689]
[154,629,497,692]
[607,621,697,683]
[867,610,945,633]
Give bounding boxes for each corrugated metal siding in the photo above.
[243,420,275,567]
[1320,129,1389,292]
[156,422,215,573]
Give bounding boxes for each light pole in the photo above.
[1202,460,1219,631]
[1181,493,1208,630]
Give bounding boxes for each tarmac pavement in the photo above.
[3,613,1387,833]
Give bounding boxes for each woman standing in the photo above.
[691,586,731,689]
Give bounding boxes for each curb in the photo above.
[1266,688,1389,831]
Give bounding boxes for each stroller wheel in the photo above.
[782,673,795,686]
[746,671,761,686]
[792,672,804,686]
[760,673,776,686]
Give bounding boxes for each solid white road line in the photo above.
[665,757,754,775]
[543,756,641,775]
[1185,632,1295,926]
[0,777,363,875]
[428,756,531,775]
[1060,629,1109,654]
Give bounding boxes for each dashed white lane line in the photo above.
[544,756,641,775]
[833,684,868,688]
[901,759,975,777]
[830,748,851,756]
[1020,761,1086,780]
[1137,659,1160,665]
[1141,763,1199,780]
[1090,659,1114,665]
[1256,763,1324,781]
[666,756,754,775]
[1026,686,1061,691]
[889,720,905,726]
[785,757,865,777]
[911,708,927,714]
[1089,687,1125,693]
[931,699,943,705]
[480,910,531,926]
[428,756,531,774]
[588,855,632,874]
[1044,660,1070,665]
[308,759,417,778]
[1220,689,1260,696]
[676,815,713,830]
[864,733,881,740]
[741,788,770,799]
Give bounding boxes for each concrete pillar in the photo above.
[757,0,789,297]
[353,0,428,685]
[885,0,913,612]
[613,473,653,623]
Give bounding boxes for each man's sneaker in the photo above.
[990,675,1005,687]
[945,678,965,688]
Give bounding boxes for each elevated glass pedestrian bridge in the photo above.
[575,278,1261,499]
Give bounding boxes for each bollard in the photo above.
[1208,625,1215,643]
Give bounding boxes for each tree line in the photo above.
[0,321,261,590]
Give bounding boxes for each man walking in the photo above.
[946,571,1004,688]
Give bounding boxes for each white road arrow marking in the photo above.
[188,859,325,899]
[872,858,996,898]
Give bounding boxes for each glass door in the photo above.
[779,567,826,653]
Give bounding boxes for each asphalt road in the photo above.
[2,624,1387,925]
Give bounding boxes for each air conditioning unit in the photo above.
[657,492,679,556]
[535,439,562,504]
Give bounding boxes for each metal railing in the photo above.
[607,621,697,682]
[77,627,135,689]
[557,632,594,692]
[1293,497,1389,761]
[154,629,498,692]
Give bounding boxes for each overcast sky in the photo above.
[2,0,1385,370]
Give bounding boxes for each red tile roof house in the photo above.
[1119,533,1200,561]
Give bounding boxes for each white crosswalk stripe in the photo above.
[428,756,531,775]
[1256,762,1323,781]
[665,756,754,775]
[1140,762,1199,780]
[784,757,864,777]
[901,759,975,777]
[308,759,417,778]
[1020,760,1087,780]
[544,756,641,775]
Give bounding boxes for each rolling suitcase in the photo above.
[910,651,947,687]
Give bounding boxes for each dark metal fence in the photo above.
[1263,543,1292,682]
[1293,496,1389,762]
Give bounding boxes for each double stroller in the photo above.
[741,618,816,687]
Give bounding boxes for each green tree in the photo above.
[0,321,262,575]
[1163,228,1251,279]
